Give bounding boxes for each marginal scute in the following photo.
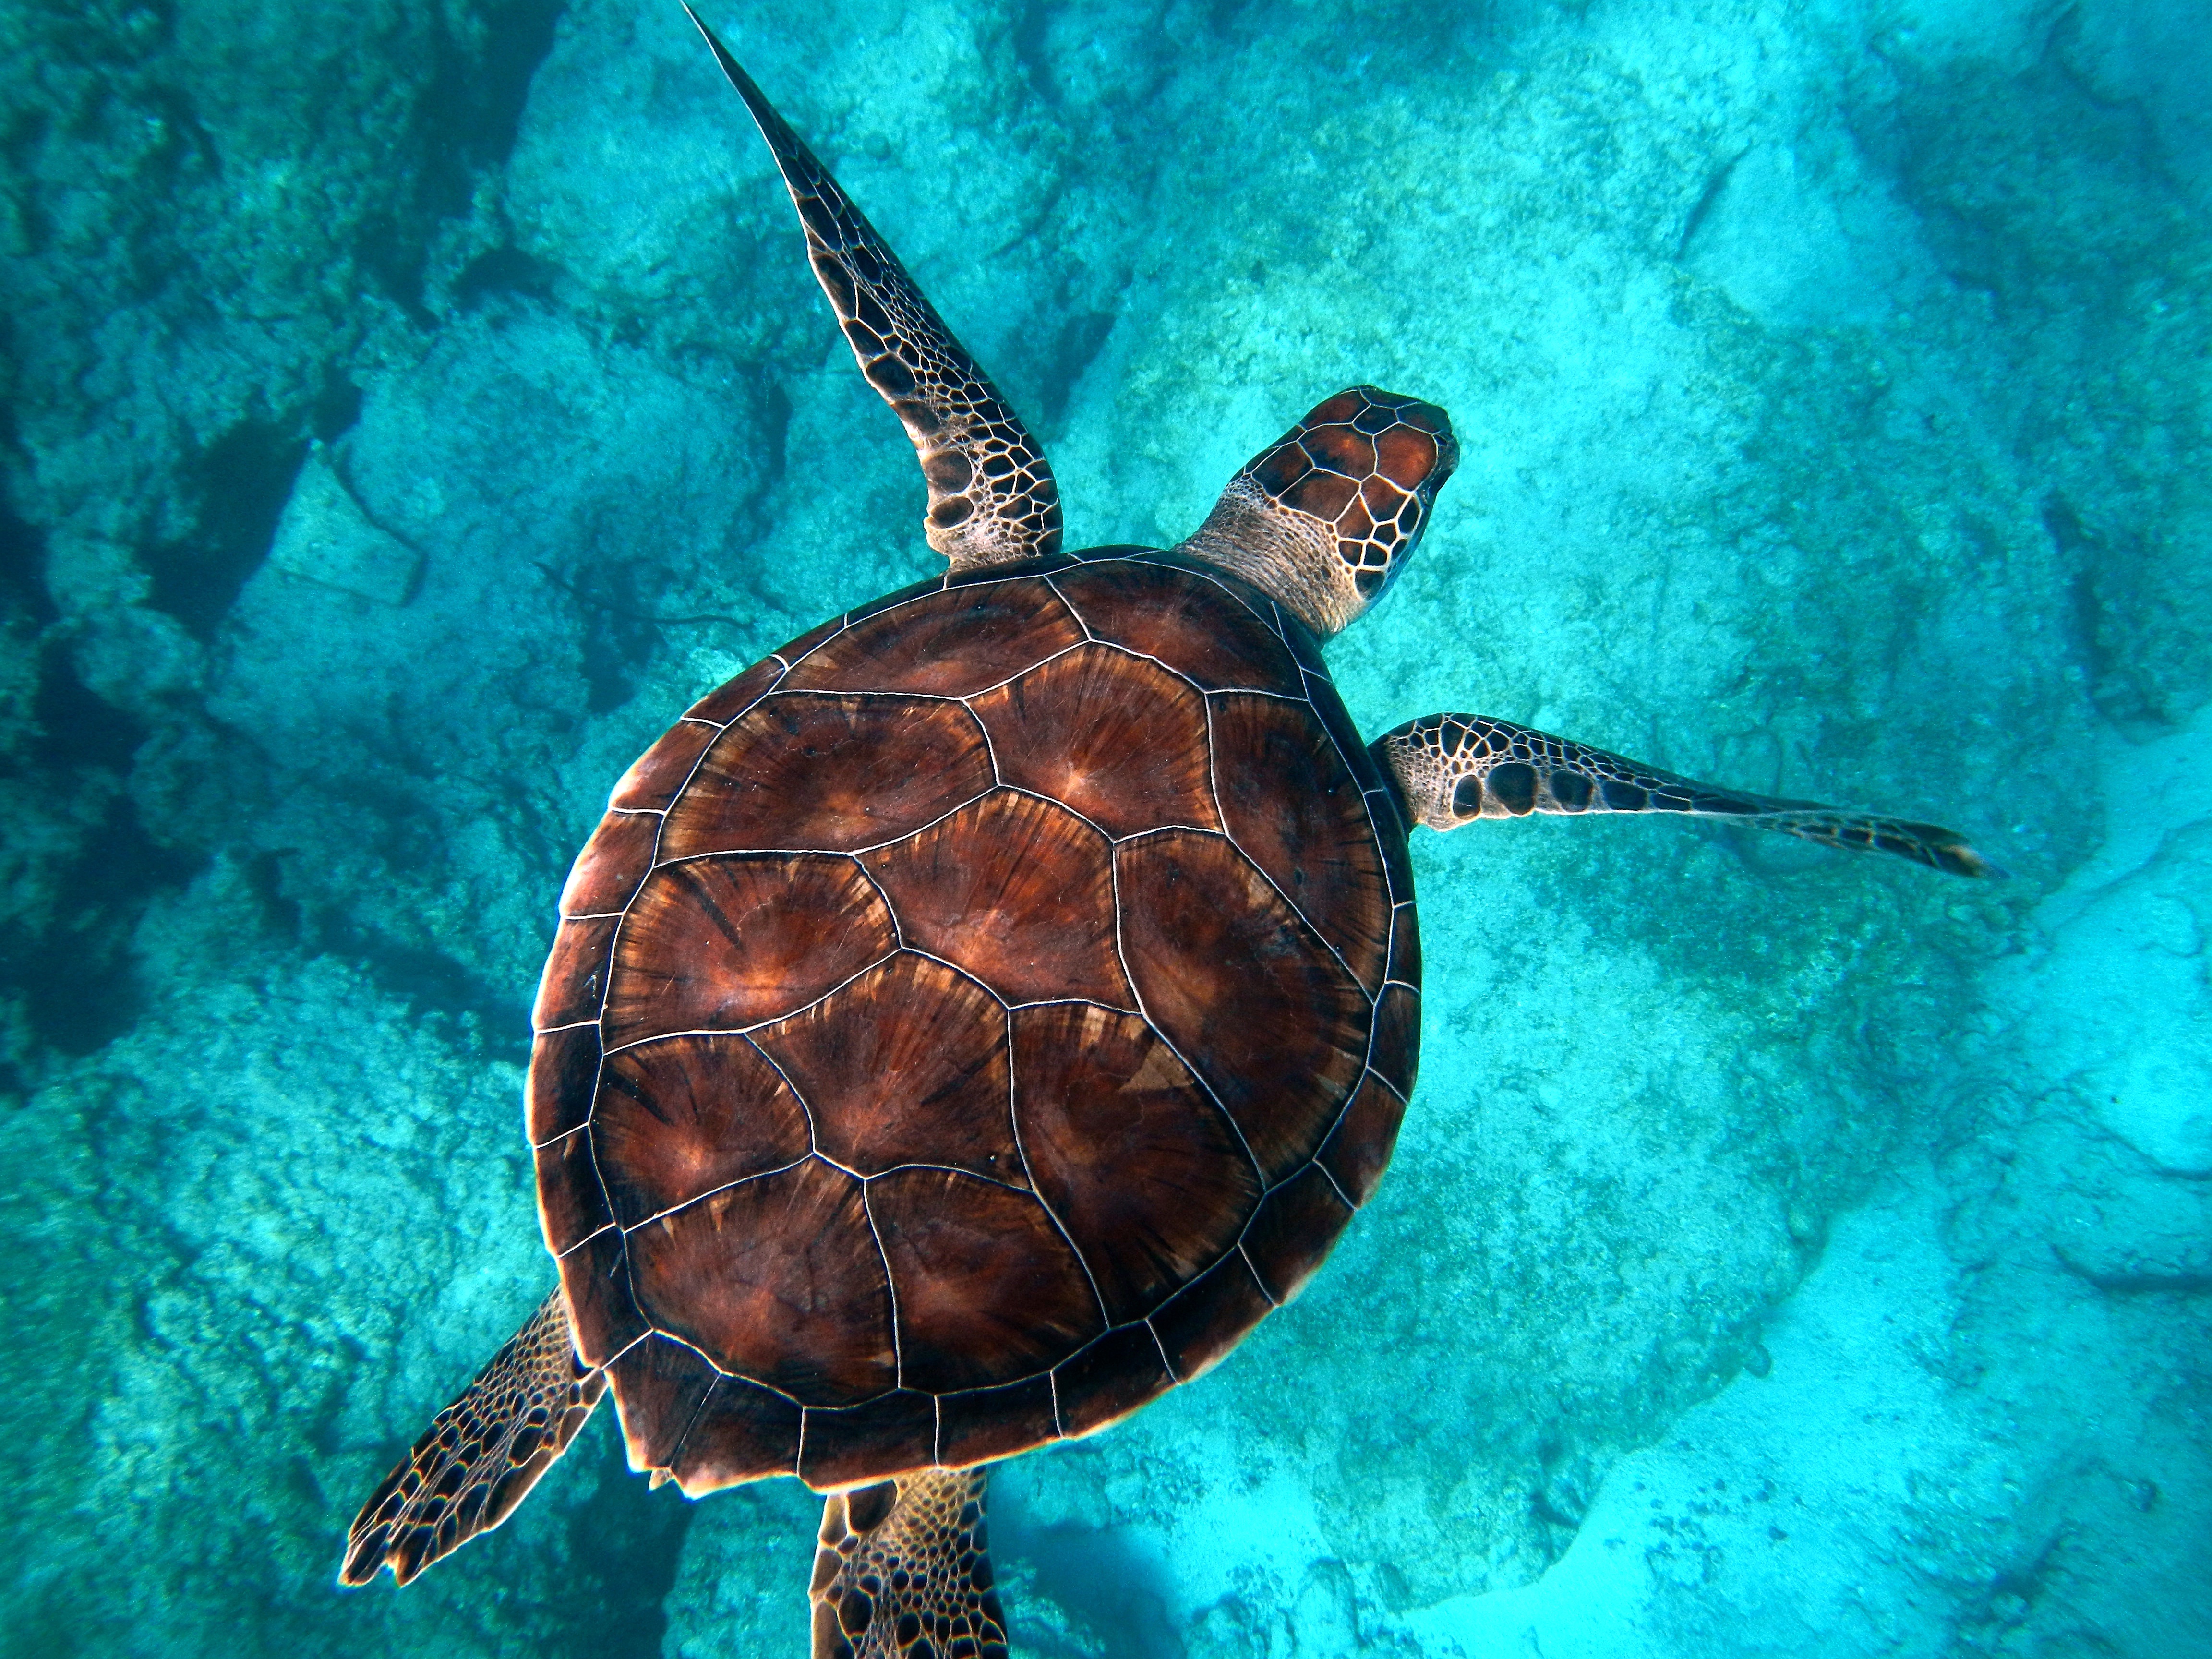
[1117,830,1370,1185]
[774,612,851,673]
[1210,693,1392,993]
[868,1168,1107,1393]
[861,790,1130,1007]
[606,1333,720,1473]
[1150,1249,1274,1381]
[1051,1324,1173,1440]
[1317,1071,1408,1208]
[1386,901,1421,987]
[535,1126,615,1256]
[661,693,994,859]
[593,1034,812,1226]
[625,1158,896,1406]
[1050,562,1301,693]
[534,915,619,1030]
[753,954,1016,1181]
[684,655,786,726]
[610,719,720,813]
[779,579,1083,698]
[935,1373,1059,1468]
[526,1021,602,1145]
[1011,1003,1262,1325]
[1240,1163,1354,1303]
[797,1390,939,1491]
[969,644,1219,838]
[560,809,661,917]
[603,854,894,1049]
[557,1225,648,1369]
[1370,984,1420,1099]
[672,1373,805,1494]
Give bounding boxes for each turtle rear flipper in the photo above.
[811,1468,1009,1659]
[1375,714,1999,878]
[340,1289,607,1586]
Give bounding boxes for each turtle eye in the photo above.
[1451,774,1483,818]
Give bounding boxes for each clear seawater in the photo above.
[1,0,2205,1654]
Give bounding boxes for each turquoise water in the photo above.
[2,0,2206,1654]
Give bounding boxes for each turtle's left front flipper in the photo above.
[339,1289,607,1586]
[809,1468,1009,1659]
[686,7,1061,572]
[1374,714,1997,878]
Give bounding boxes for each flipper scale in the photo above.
[338,1289,606,1586]
[686,6,1062,572]
[1373,713,1996,877]
[810,1468,1008,1659]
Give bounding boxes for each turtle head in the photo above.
[1174,386,1457,638]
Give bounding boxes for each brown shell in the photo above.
[528,549,1420,1495]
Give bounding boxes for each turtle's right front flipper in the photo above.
[810,1468,1009,1659]
[1374,714,1997,878]
[685,7,1062,572]
[339,1288,607,1586]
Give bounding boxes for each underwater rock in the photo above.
[267,454,425,608]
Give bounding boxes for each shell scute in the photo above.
[560,809,661,917]
[868,1167,1106,1393]
[1050,1324,1172,1440]
[859,791,1129,1008]
[1115,830,1370,1186]
[526,1022,601,1145]
[779,578,1083,698]
[1210,693,1391,994]
[611,719,720,812]
[796,1390,939,1491]
[556,1226,648,1370]
[1240,1163,1353,1303]
[535,1127,614,1256]
[1051,562,1300,693]
[684,655,787,727]
[606,1333,721,1473]
[534,915,619,1030]
[935,1373,1058,1468]
[603,854,894,1049]
[1150,1249,1274,1382]
[671,1374,804,1494]
[1317,1071,1407,1209]
[752,954,1015,1182]
[1370,984,1420,1099]
[970,643,1218,838]
[627,1158,894,1406]
[661,693,994,859]
[592,1034,810,1226]
[1011,1002,1261,1325]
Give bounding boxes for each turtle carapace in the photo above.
[339,11,1993,1654]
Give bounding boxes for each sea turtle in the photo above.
[339,12,1991,1654]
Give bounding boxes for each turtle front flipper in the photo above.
[809,1468,1009,1659]
[1374,714,1997,878]
[339,1289,607,1586]
[685,7,1061,573]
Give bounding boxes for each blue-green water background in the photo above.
[2,0,2206,1654]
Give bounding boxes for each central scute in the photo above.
[526,552,1419,1495]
